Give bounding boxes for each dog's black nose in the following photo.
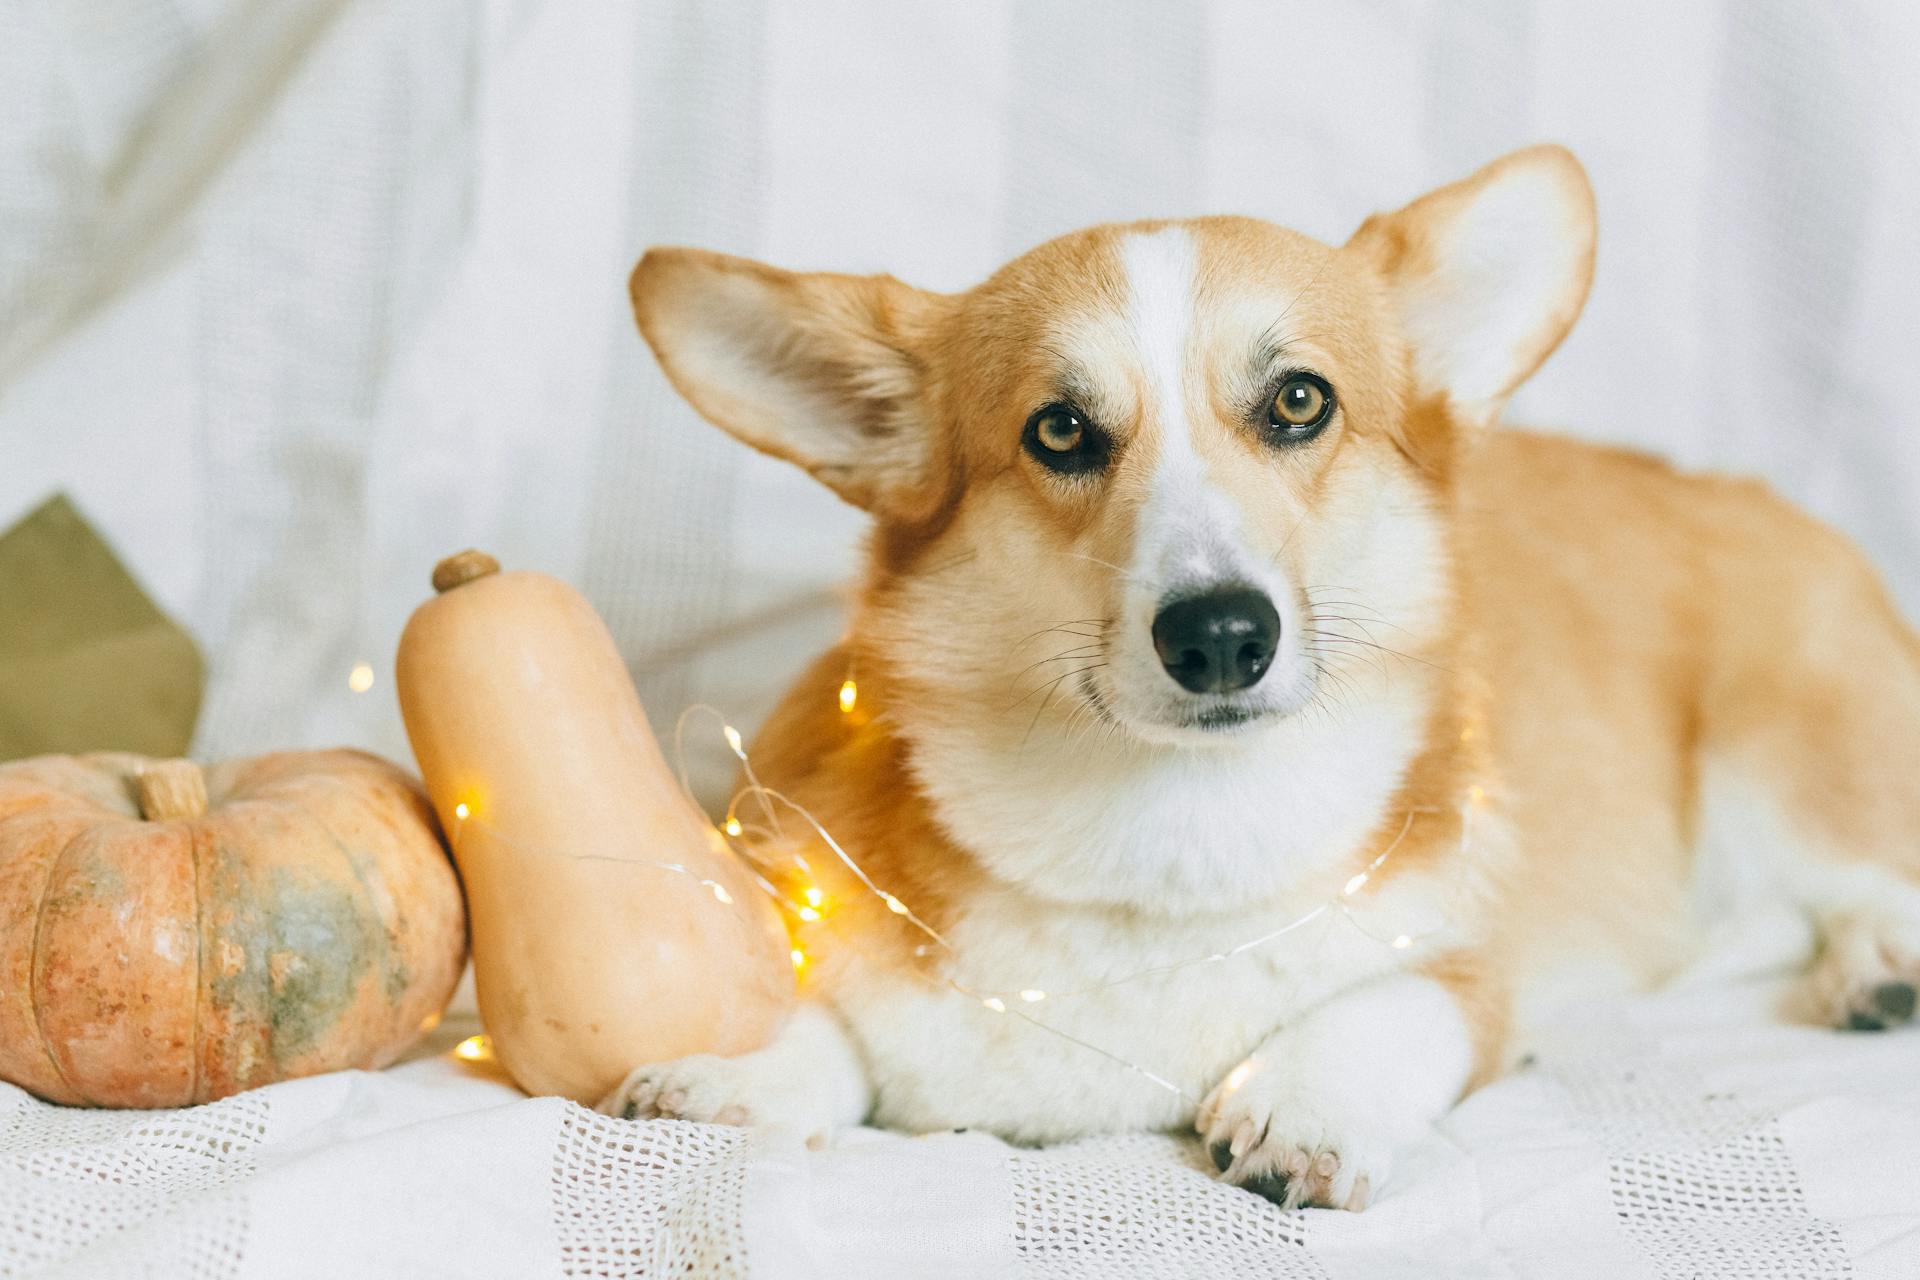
[1151,588,1280,694]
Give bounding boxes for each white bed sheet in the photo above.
[6,963,1917,1279]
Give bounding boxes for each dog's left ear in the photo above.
[1347,145,1596,424]
[630,247,951,522]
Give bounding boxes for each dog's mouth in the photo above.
[1077,667,1289,742]
[1190,703,1269,732]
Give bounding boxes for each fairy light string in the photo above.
[442,687,1483,1102]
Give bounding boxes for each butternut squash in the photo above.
[394,551,792,1101]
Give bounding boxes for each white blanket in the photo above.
[6,965,1918,1279]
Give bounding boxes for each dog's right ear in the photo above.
[630,248,951,522]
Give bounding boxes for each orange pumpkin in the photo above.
[0,750,466,1107]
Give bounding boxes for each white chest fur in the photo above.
[902,678,1432,915]
[825,864,1454,1142]
[828,644,1462,1140]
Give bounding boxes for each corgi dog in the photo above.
[597,145,1920,1211]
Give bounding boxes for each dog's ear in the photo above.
[630,247,951,521]
[1347,145,1595,424]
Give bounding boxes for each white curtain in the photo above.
[4,0,1917,807]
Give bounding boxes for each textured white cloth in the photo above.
[5,970,1919,1279]
[3,0,1918,810]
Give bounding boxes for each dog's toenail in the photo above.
[1872,981,1916,1020]
[1210,1140,1233,1174]
[1240,1170,1292,1205]
[620,1100,639,1120]
[1847,1010,1888,1032]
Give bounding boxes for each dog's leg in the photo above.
[1196,969,1485,1211]
[596,1004,870,1146]
[1694,527,1920,1033]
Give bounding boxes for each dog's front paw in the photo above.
[1196,1053,1393,1212]
[596,1044,850,1148]
[597,1053,765,1127]
[596,1006,870,1148]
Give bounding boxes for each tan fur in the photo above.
[620,144,1920,1205]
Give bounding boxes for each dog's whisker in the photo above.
[1004,661,1106,716]
[1310,615,1388,644]
[1307,628,1451,674]
[1305,640,1392,682]
[1062,551,1159,591]
[1013,620,1112,653]
[1005,643,1110,695]
[1020,663,1108,745]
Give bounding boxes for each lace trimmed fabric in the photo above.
[4,975,1916,1280]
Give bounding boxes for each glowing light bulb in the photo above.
[453,802,471,821]
[797,906,821,923]
[723,817,743,838]
[883,894,909,916]
[1391,934,1413,949]
[723,725,745,758]
[1019,989,1046,1003]
[982,997,1007,1013]
[453,1035,491,1062]
[838,679,858,714]
[1343,872,1369,896]
[804,886,824,908]
[347,662,374,693]
[790,948,806,969]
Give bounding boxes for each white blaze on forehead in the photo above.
[1119,228,1233,590]
[1120,228,1198,456]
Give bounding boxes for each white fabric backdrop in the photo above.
[4,0,1918,808]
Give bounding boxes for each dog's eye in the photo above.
[1035,409,1083,453]
[1023,404,1108,474]
[1267,374,1334,441]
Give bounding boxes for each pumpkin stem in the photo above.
[431,550,501,594]
[136,759,209,821]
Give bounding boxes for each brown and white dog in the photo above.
[598,146,1920,1211]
